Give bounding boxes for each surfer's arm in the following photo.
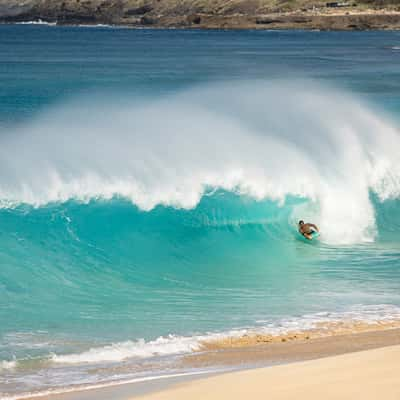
[309,223,319,232]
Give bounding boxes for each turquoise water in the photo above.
[0,25,400,398]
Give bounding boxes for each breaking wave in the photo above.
[0,80,399,245]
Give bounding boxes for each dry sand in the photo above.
[136,344,400,400]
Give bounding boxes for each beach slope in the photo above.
[137,345,400,400]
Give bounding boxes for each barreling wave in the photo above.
[0,80,399,244]
[1,80,400,399]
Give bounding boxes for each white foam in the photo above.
[0,359,16,370]
[15,20,57,26]
[0,81,399,245]
[0,370,216,400]
[77,24,121,28]
[256,304,400,331]
[49,304,400,365]
[3,304,400,400]
[51,335,203,364]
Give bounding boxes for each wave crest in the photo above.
[0,80,399,244]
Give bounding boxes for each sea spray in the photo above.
[0,81,399,244]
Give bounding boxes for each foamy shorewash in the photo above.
[3,306,400,368]
[200,319,400,350]
[2,308,400,400]
[32,305,400,366]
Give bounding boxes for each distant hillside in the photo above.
[1,0,400,29]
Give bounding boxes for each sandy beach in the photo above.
[137,344,400,400]
[26,326,400,400]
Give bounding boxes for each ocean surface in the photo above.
[0,25,400,399]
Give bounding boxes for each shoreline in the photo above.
[186,323,400,369]
[17,324,400,400]
[1,8,400,31]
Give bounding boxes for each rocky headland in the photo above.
[1,0,400,30]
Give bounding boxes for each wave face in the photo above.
[0,81,399,243]
[1,81,400,398]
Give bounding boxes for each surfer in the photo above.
[298,220,319,240]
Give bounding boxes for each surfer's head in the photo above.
[298,220,304,226]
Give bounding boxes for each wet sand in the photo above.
[184,325,400,369]
[29,326,400,400]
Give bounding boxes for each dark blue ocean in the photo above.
[0,25,400,398]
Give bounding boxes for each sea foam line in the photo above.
[0,370,220,400]
[3,305,400,369]
[0,360,16,371]
[45,304,400,365]
[2,305,400,399]
[15,20,57,26]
